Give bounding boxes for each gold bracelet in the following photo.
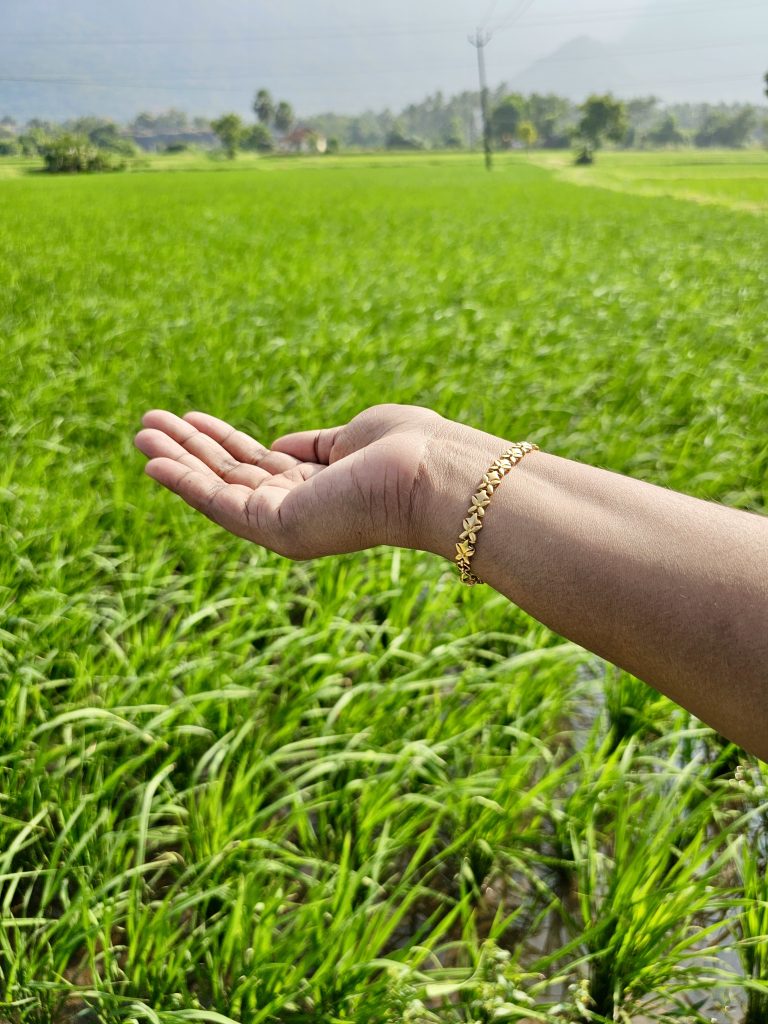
[455,441,539,586]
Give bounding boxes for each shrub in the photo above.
[385,128,423,150]
[40,134,126,173]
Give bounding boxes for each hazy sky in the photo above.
[2,0,767,120]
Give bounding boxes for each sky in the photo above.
[1,0,767,121]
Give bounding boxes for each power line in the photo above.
[1,0,765,46]
[479,0,503,30]
[496,0,767,32]
[0,38,764,87]
[493,0,538,34]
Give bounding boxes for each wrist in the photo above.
[413,417,513,563]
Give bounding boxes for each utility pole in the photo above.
[469,27,492,171]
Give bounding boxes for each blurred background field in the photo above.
[2,152,768,1022]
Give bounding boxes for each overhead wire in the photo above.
[492,0,538,34]
[1,35,760,83]
[1,0,765,45]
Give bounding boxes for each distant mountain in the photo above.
[506,36,638,99]
[1,0,767,121]
[506,3,768,105]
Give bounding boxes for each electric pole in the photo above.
[469,28,492,171]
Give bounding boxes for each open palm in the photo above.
[134,404,444,558]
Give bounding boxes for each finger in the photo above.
[270,425,344,465]
[145,456,310,553]
[135,428,221,478]
[182,410,300,474]
[144,457,270,541]
[141,409,285,482]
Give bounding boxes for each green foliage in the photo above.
[695,108,758,148]
[274,100,295,134]
[131,108,190,134]
[385,126,423,150]
[1,153,767,1021]
[253,87,275,127]
[241,123,274,153]
[576,94,629,163]
[88,122,138,156]
[646,112,686,147]
[523,93,574,149]
[491,94,524,147]
[443,116,465,149]
[39,133,125,173]
[210,113,244,159]
[518,120,538,149]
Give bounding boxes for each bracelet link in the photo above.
[455,441,538,586]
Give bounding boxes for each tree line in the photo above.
[306,88,768,153]
[1,79,766,171]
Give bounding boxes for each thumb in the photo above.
[270,424,347,465]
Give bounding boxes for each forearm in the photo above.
[419,421,768,760]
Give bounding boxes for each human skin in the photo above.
[134,403,768,761]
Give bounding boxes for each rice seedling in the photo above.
[1,151,766,1021]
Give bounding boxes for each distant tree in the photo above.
[443,116,464,149]
[88,122,137,156]
[241,123,274,153]
[210,113,244,158]
[626,96,659,130]
[274,101,294,134]
[348,112,385,148]
[253,89,274,126]
[576,94,628,162]
[17,130,47,156]
[491,94,524,147]
[130,109,189,134]
[25,118,54,133]
[326,136,340,154]
[647,113,686,148]
[518,120,538,150]
[694,108,757,148]
[523,92,573,148]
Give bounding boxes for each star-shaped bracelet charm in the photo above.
[456,540,475,561]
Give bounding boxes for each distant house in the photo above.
[282,126,327,154]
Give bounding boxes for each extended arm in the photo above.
[419,419,768,760]
[135,404,768,760]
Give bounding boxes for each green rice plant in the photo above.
[729,760,768,1024]
[535,736,745,1021]
[1,152,766,1020]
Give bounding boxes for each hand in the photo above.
[134,403,456,559]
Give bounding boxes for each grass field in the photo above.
[2,151,768,1023]
[537,149,768,214]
